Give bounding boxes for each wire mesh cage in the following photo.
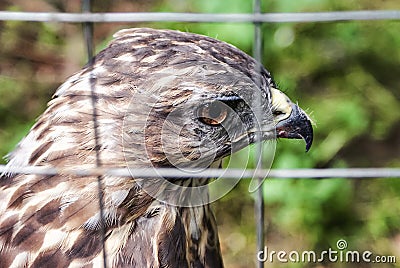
[0,1,399,267]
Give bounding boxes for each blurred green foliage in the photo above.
[0,0,399,267]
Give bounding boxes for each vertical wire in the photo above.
[82,0,107,267]
[253,0,265,267]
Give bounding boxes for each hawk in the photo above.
[0,28,313,267]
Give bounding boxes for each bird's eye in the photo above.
[273,110,285,116]
[197,101,228,126]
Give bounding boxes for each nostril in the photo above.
[277,130,288,138]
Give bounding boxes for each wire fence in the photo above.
[1,2,399,268]
[1,166,400,179]
[0,10,399,23]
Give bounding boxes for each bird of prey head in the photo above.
[0,28,313,267]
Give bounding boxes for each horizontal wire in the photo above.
[1,165,399,179]
[0,10,399,23]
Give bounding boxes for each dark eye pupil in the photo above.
[273,110,284,116]
[209,103,222,118]
[197,101,228,126]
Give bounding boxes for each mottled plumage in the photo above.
[0,28,313,267]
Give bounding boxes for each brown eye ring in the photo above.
[197,101,229,126]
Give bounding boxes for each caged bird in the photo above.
[0,28,313,267]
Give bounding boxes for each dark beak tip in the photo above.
[298,110,314,153]
[297,133,313,153]
[303,124,313,153]
[305,137,312,152]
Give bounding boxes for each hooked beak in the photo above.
[276,104,313,152]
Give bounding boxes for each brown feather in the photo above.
[0,28,310,267]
